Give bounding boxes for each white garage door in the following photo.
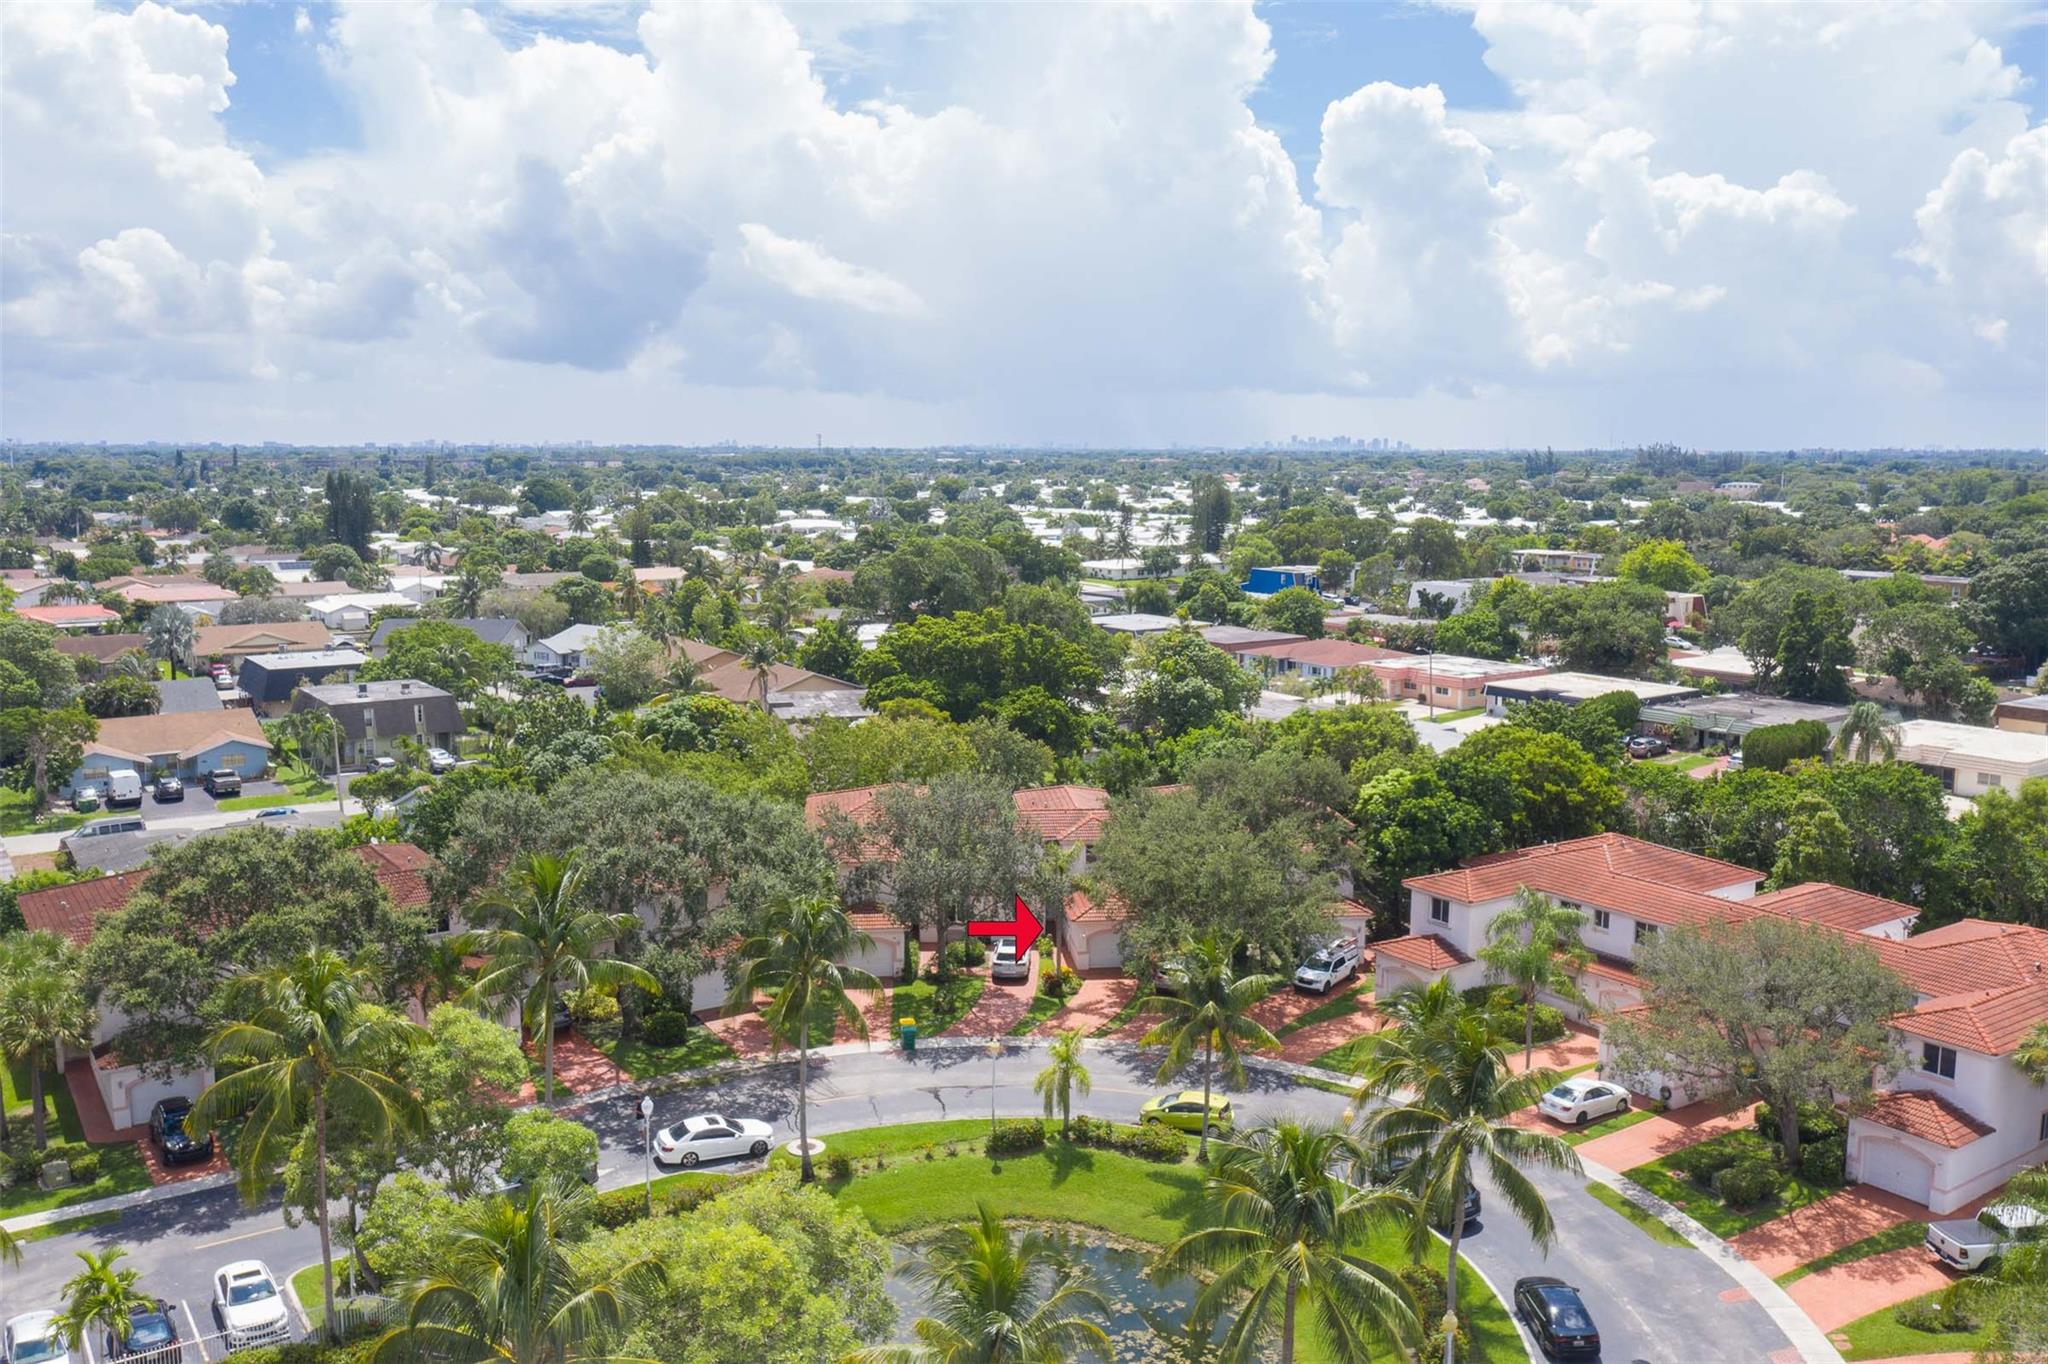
[1083,930,1122,971]
[1858,1138,1933,1206]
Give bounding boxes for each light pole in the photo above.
[985,1036,1002,1138]
[639,1094,655,1215]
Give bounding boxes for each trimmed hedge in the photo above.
[1753,1101,1843,1147]
[1894,1285,1980,1335]
[1799,1137,1847,1187]
[1713,1159,1785,1209]
[986,1120,1048,1158]
[1460,985,1567,1046]
[1668,1130,1774,1185]
[641,1010,694,1047]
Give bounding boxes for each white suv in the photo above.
[213,1260,290,1348]
[990,942,1031,981]
[1293,939,1363,993]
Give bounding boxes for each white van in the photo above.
[105,769,144,808]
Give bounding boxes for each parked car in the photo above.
[252,807,299,821]
[1624,734,1669,759]
[152,775,184,802]
[212,1261,290,1349]
[1139,1091,1233,1133]
[1373,1153,1481,1228]
[67,815,144,841]
[1293,938,1363,993]
[989,941,1031,982]
[426,747,458,774]
[3,1311,71,1364]
[1538,1077,1631,1127]
[72,784,102,812]
[202,769,242,797]
[652,1113,775,1167]
[101,1302,179,1363]
[1926,1203,2047,1271]
[369,756,398,772]
[1725,749,1744,771]
[1514,1277,1601,1360]
[149,1097,214,1165]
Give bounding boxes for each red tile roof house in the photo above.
[1377,831,2048,1214]
[16,844,437,1133]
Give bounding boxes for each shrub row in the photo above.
[1893,1285,1980,1335]
[1712,1159,1785,1209]
[983,1116,1191,1163]
[2,1138,100,1186]
[985,1120,1048,1158]
[1458,986,1567,1046]
[591,1174,742,1229]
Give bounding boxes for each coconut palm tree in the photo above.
[1835,700,1900,763]
[50,1248,155,1351]
[727,892,881,1184]
[737,630,781,712]
[42,579,100,606]
[1355,978,1581,1364]
[143,605,195,678]
[2017,1021,2048,1081]
[372,1179,662,1364]
[1475,888,1590,1070]
[1158,1121,1420,1364]
[0,1222,18,1268]
[842,1203,1112,1364]
[1033,1028,1092,1142]
[191,949,427,1340]
[444,564,500,619]
[463,852,655,1105]
[1136,937,1283,1159]
[0,931,95,1149]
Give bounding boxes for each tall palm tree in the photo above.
[1355,978,1581,1364]
[51,1248,155,1351]
[144,605,195,678]
[0,1222,18,1267]
[738,631,781,712]
[1475,888,1590,1070]
[191,949,427,1340]
[1136,937,1283,1159]
[727,892,880,1184]
[0,932,95,1149]
[1158,1121,1419,1364]
[445,565,499,619]
[373,1179,662,1364]
[842,1203,1112,1364]
[1835,700,1900,763]
[464,852,657,1104]
[43,579,100,606]
[1033,1029,1091,1142]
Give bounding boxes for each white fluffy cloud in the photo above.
[1,0,2042,444]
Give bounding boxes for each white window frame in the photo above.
[1592,909,1612,931]
[1428,896,1451,925]
[1921,1043,1957,1079]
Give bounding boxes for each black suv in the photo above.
[202,769,242,797]
[1372,1154,1482,1229]
[1514,1277,1600,1359]
[149,1097,214,1165]
[104,1301,180,1362]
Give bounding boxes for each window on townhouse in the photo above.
[1982,772,2003,788]
[1592,909,1611,931]
[1921,1043,1957,1079]
[1633,921,1658,944]
[1434,686,1451,696]
[1429,896,1451,925]
[414,703,425,729]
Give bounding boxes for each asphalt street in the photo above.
[3,1042,1799,1362]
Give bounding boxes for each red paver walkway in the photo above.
[700,984,894,1057]
[1503,1022,1601,1075]
[1732,1184,1938,1279]
[950,954,1040,1037]
[1031,970,1136,1038]
[1786,1247,1958,1333]
[1276,989,1387,1064]
[521,1029,627,1099]
[1576,1098,1760,1169]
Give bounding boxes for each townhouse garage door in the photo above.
[1078,929,1123,971]
[1858,1136,1934,1206]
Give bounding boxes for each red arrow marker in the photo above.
[967,897,1043,955]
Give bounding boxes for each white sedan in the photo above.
[653,1113,775,1167]
[1538,1078,1632,1127]
[213,1260,291,1348]
[4,1312,71,1364]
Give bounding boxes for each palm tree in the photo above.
[1158,1121,1419,1364]
[43,579,100,606]
[1034,1029,1092,1142]
[842,1203,1112,1364]
[0,1222,18,1268]
[1835,700,1900,763]
[1136,937,1283,1159]
[1475,888,1590,1070]
[738,631,781,712]
[0,931,95,1149]
[373,1179,662,1364]
[727,892,881,1183]
[1355,978,1581,1364]
[144,605,195,678]
[464,852,657,1104]
[445,564,499,619]
[191,949,427,1340]
[111,650,156,682]
[2017,1021,2048,1081]
[51,1248,155,1351]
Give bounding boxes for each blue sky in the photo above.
[5,2,2044,448]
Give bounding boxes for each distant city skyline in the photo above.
[3,1,2044,449]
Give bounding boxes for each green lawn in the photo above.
[13,1209,118,1244]
[833,1137,1522,1361]
[0,1140,151,1218]
[217,768,336,812]
[1561,1105,1659,1147]
[1585,1180,1694,1249]
[1624,1141,1835,1239]
[779,1119,994,1170]
[888,975,986,1040]
[1836,1288,1991,1361]
[1312,1031,1385,1074]
[1277,981,1373,1037]
[600,1028,735,1081]
[1425,706,1486,723]
[1664,753,1720,773]
[1776,1220,1929,1286]
[3,1060,86,1140]
[0,788,89,836]
[1006,991,1065,1036]
[291,1262,329,1331]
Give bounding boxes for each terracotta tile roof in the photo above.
[1752,883,1921,933]
[1873,922,2048,1001]
[353,842,434,910]
[1330,897,1374,921]
[1405,832,1757,904]
[1372,933,1472,971]
[848,910,902,933]
[1248,638,1412,667]
[15,871,152,945]
[1011,784,1111,843]
[1896,980,2048,1056]
[14,604,121,626]
[1064,888,1126,923]
[1859,1090,1994,1148]
[1581,953,1646,990]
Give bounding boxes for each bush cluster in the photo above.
[1459,986,1567,1045]
[641,1010,693,1047]
[1799,1137,1847,1187]
[1066,1115,1190,1162]
[592,1174,744,1229]
[1753,1101,1843,1147]
[985,1119,1048,1158]
[1668,1130,1774,1186]
[1040,965,1083,1000]
[1893,1286,1980,1335]
[823,1151,855,1182]
[3,1138,97,1186]
[1712,1159,1785,1209]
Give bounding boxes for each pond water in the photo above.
[885,1237,1235,1363]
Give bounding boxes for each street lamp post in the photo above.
[985,1036,1002,1138]
[639,1094,655,1215]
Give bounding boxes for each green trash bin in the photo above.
[900,1017,917,1054]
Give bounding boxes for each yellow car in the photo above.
[1139,1090,1234,1132]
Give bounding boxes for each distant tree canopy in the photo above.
[1741,720,1833,772]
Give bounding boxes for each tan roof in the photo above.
[1249,639,1411,667]
[14,604,121,626]
[105,580,236,605]
[195,621,332,654]
[274,579,355,598]
[53,633,148,663]
[86,708,271,761]
[699,660,858,703]
[1859,1090,1994,1148]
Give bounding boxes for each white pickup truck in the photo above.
[1925,1203,2046,1271]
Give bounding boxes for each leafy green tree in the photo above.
[1438,724,1621,848]
[79,674,158,718]
[1268,703,1419,782]
[1431,607,1518,661]
[1741,719,1833,772]
[1606,917,1912,1163]
[465,852,658,1104]
[1768,792,1855,889]
[1947,780,2048,929]
[856,608,1101,722]
[51,1248,156,1351]
[1834,700,1899,763]
[192,949,426,1338]
[797,709,974,791]
[361,620,514,699]
[501,1110,600,1187]
[405,1003,532,1197]
[1476,890,1589,1069]
[843,1203,1112,1364]
[1722,567,1855,695]
[1159,1121,1418,1364]
[0,707,97,811]
[1034,1029,1092,1142]
[1257,586,1327,638]
[1352,760,1497,912]
[1965,549,2048,671]
[796,618,862,680]
[581,625,667,708]
[0,930,95,1149]
[323,471,377,555]
[727,893,881,1183]
[1614,539,1706,591]
[1115,628,1260,738]
[1529,581,1667,675]
[1772,589,1855,701]
[0,616,82,707]
[1137,937,1283,1159]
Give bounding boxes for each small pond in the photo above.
[885,1237,1235,1362]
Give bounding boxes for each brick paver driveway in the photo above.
[1575,1098,1760,1168]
